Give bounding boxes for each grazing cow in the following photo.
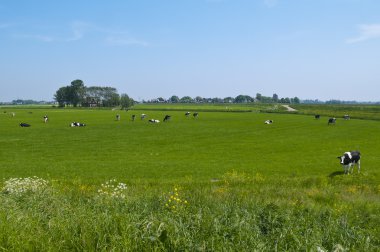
[116,114,120,121]
[148,119,160,123]
[193,112,199,118]
[141,114,147,120]
[315,114,320,119]
[163,115,171,122]
[20,123,31,127]
[337,151,361,174]
[264,120,273,124]
[343,115,350,120]
[43,115,48,123]
[70,122,86,127]
[185,112,191,117]
[328,118,336,125]
[131,114,136,121]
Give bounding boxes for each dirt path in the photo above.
[282,105,297,112]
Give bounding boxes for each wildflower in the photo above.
[164,186,189,211]
[2,176,48,196]
[98,179,127,199]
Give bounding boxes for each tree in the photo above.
[272,93,279,102]
[235,95,253,103]
[180,96,193,103]
[292,97,300,104]
[68,79,85,107]
[256,93,262,101]
[120,94,134,109]
[195,96,203,103]
[223,97,233,103]
[54,86,69,107]
[169,95,180,103]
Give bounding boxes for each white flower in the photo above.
[2,176,48,196]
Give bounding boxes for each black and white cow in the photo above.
[343,115,350,120]
[43,115,48,123]
[264,120,273,124]
[20,123,31,127]
[116,114,120,121]
[193,112,199,118]
[141,114,147,120]
[70,122,86,127]
[337,151,361,174]
[163,115,171,122]
[148,119,160,123]
[185,112,191,117]
[315,114,320,119]
[131,114,136,121]
[328,118,336,125]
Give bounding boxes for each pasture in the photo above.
[0,106,379,251]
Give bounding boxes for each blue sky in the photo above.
[1,0,379,102]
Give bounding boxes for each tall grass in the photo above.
[0,105,379,250]
[0,174,378,251]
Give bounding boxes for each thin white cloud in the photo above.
[346,24,380,44]
[105,36,149,47]
[264,0,278,8]
[9,21,150,46]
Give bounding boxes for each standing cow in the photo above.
[116,114,120,121]
[141,114,147,120]
[131,114,136,121]
[163,115,171,122]
[328,118,336,125]
[43,115,48,123]
[315,115,320,119]
[193,112,199,118]
[337,151,361,174]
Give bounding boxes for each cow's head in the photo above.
[337,152,351,165]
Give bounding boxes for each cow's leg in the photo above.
[357,160,361,173]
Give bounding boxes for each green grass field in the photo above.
[0,105,379,251]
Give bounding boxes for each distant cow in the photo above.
[70,122,86,127]
[337,151,361,174]
[264,120,273,124]
[193,112,199,118]
[20,123,31,127]
[185,112,191,117]
[148,119,160,123]
[116,114,120,121]
[163,115,171,122]
[315,114,320,119]
[141,114,147,120]
[43,115,48,123]
[328,118,336,125]
[131,114,136,121]
[343,115,350,120]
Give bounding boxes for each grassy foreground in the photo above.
[0,106,379,251]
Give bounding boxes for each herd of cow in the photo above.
[14,111,361,175]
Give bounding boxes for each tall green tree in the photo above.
[68,79,85,107]
[169,95,180,103]
[54,86,69,107]
[120,94,134,109]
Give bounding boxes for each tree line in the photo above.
[146,94,300,104]
[54,80,134,108]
